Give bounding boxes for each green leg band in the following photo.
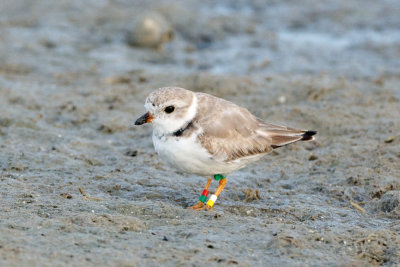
[214,174,226,181]
[199,195,207,203]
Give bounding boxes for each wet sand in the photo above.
[1,0,400,266]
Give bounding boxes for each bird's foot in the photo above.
[188,201,212,211]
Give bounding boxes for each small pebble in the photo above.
[124,150,138,157]
[60,193,72,199]
[278,95,286,104]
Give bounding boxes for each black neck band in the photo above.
[173,121,193,137]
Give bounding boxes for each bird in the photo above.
[135,87,316,210]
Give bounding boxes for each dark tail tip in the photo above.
[301,130,317,141]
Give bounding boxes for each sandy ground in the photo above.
[1,0,400,266]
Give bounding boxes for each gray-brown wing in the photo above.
[194,93,316,162]
[194,93,272,162]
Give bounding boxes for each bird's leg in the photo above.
[206,177,227,210]
[188,178,212,210]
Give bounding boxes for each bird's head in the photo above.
[135,87,196,134]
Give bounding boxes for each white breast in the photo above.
[152,131,210,175]
[152,131,255,176]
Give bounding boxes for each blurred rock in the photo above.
[105,76,131,85]
[126,12,173,49]
[374,191,400,213]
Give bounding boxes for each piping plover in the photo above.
[135,87,316,210]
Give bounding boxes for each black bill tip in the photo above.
[135,112,152,125]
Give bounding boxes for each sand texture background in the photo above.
[1,0,399,266]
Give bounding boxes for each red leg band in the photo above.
[201,189,209,197]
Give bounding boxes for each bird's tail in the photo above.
[300,130,317,141]
[270,129,317,149]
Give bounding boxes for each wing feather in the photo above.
[193,93,316,162]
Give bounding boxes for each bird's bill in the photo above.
[135,112,153,125]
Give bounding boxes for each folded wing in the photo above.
[195,93,316,162]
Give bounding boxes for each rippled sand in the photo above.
[1,0,399,265]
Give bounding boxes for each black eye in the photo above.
[164,106,175,113]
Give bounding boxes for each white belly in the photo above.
[152,133,249,176]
